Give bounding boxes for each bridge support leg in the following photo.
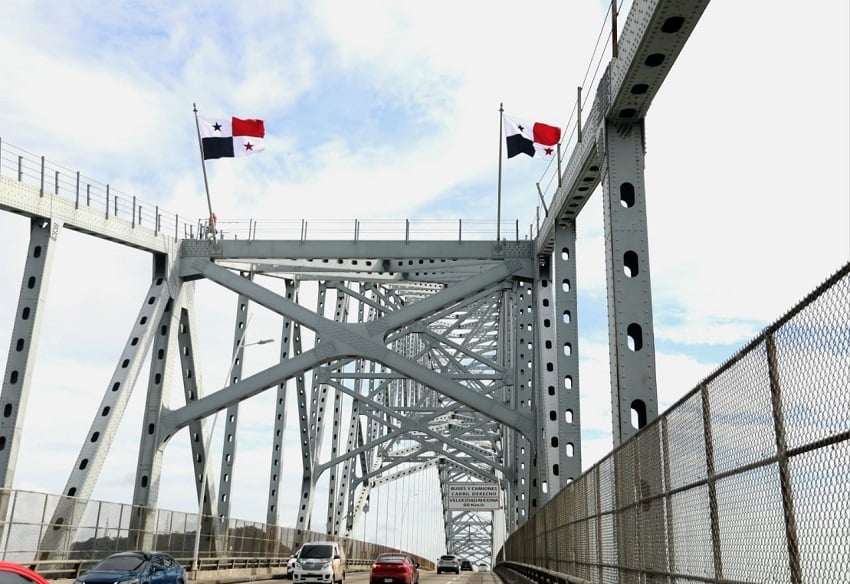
[601,120,664,583]
[0,218,60,492]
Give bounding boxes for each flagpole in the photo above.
[193,103,216,238]
[497,103,504,243]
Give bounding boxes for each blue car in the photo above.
[75,552,186,584]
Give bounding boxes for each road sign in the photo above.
[446,482,501,510]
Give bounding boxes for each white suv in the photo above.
[293,541,346,584]
[436,555,460,574]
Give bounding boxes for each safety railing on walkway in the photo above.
[498,261,850,583]
[0,137,526,243]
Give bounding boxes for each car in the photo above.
[0,562,50,584]
[287,549,301,579]
[74,551,186,584]
[476,562,489,572]
[369,553,419,584]
[292,541,346,584]
[459,560,473,572]
[436,555,460,575]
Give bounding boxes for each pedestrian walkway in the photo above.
[465,571,502,584]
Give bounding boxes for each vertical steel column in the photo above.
[292,311,313,530]
[498,285,518,530]
[0,218,60,490]
[216,272,253,525]
[129,283,181,549]
[600,120,659,445]
[326,287,351,534]
[266,279,296,526]
[512,280,536,524]
[534,258,559,504]
[296,282,330,531]
[174,296,222,552]
[553,222,583,482]
[336,286,370,535]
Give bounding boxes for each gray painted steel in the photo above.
[0,0,717,562]
[0,218,59,491]
[553,223,582,482]
[600,120,659,445]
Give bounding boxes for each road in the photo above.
[280,571,500,584]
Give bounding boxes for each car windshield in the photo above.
[375,555,406,563]
[300,545,333,559]
[93,556,146,571]
[439,556,456,561]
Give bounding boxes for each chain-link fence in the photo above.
[0,487,435,577]
[499,261,850,583]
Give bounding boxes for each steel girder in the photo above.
[266,278,297,526]
[168,245,539,558]
[599,119,659,445]
[0,218,61,491]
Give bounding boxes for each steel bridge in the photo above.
[1,0,848,582]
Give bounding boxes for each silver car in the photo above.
[436,555,460,575]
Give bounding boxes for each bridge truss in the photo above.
[0,0,717,565]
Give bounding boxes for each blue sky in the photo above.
[0,0,847,550]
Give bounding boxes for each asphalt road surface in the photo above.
[258,571,501,584]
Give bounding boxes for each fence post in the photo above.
[767,333,802,583]
[39,156,45,197]
[75,172,80,209]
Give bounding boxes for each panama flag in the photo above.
[199,116,265,159]
[503,114,561,160]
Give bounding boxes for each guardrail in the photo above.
[495,561,593,584]
[29,556,377,582]
[0,137,528,243]
[0,486,435,580]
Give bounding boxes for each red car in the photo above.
[370,553,420,584]
[0,562,50,584]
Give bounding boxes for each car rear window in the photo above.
[93,556,146,571]
[375,555,406,563]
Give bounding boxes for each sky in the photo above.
[0,0,848,552]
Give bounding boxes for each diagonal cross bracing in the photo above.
[162,258,536,440]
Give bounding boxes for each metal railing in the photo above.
[0,487,435,579]
[0,137,526,243]
[498,261,850,583]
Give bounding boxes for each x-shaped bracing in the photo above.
[161,258,535,441]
